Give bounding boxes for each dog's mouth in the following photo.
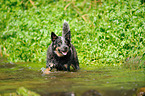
[55,47,69,57]
[58,49,68,55]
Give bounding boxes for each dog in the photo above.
[45,21,79,72]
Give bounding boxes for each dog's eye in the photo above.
[65,40,69,45]
[58,43,61,46]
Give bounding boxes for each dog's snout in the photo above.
[63,46,68,51]
[60,45,68,52]
[64,46,67,49]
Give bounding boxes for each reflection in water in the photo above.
[49,92,75,96]
[82,90,101,96]
[0,57,145,96]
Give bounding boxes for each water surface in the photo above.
[0,57,145,96]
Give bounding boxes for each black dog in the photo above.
[46,21,79,72]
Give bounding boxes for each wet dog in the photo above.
[45,21,79,72]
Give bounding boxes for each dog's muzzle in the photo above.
[59,46,69,55]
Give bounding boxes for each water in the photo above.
[0,57,145,96]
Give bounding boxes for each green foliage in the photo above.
[0,87,41,96]
[0,0,144,67]
[123,56,145,69]
[16,87,40,96]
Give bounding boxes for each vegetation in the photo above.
[0,0,144,67]
[1,87,40,96]
[124,55,145,69]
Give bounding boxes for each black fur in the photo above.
[46,21,79,71]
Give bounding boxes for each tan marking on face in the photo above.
[54,47,64,57]
[64,64,68,69]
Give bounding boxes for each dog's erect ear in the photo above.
[65,31,71,41]
[51,32,58,42]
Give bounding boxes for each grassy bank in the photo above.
[0,0,144,67]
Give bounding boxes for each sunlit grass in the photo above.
[0,0,144,68]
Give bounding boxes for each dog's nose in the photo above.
[62,46,68,52]
[63,46,68,50]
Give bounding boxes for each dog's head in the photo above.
[51,31,71,57]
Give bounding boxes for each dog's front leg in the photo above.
[67,61,72,71]
[44,63,55,74]
[67,64,70,71]
[48,63,55,71]
[63,63,71,71]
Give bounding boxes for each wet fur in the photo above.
[46,21,79,71]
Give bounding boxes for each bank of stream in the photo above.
[0,57,145,96]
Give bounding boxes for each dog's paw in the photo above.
[42,68,51,74]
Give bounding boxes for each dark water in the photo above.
[0,57,145,96]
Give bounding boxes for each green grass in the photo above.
[0,0,145,67]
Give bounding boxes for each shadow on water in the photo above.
[0,57,145,96]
